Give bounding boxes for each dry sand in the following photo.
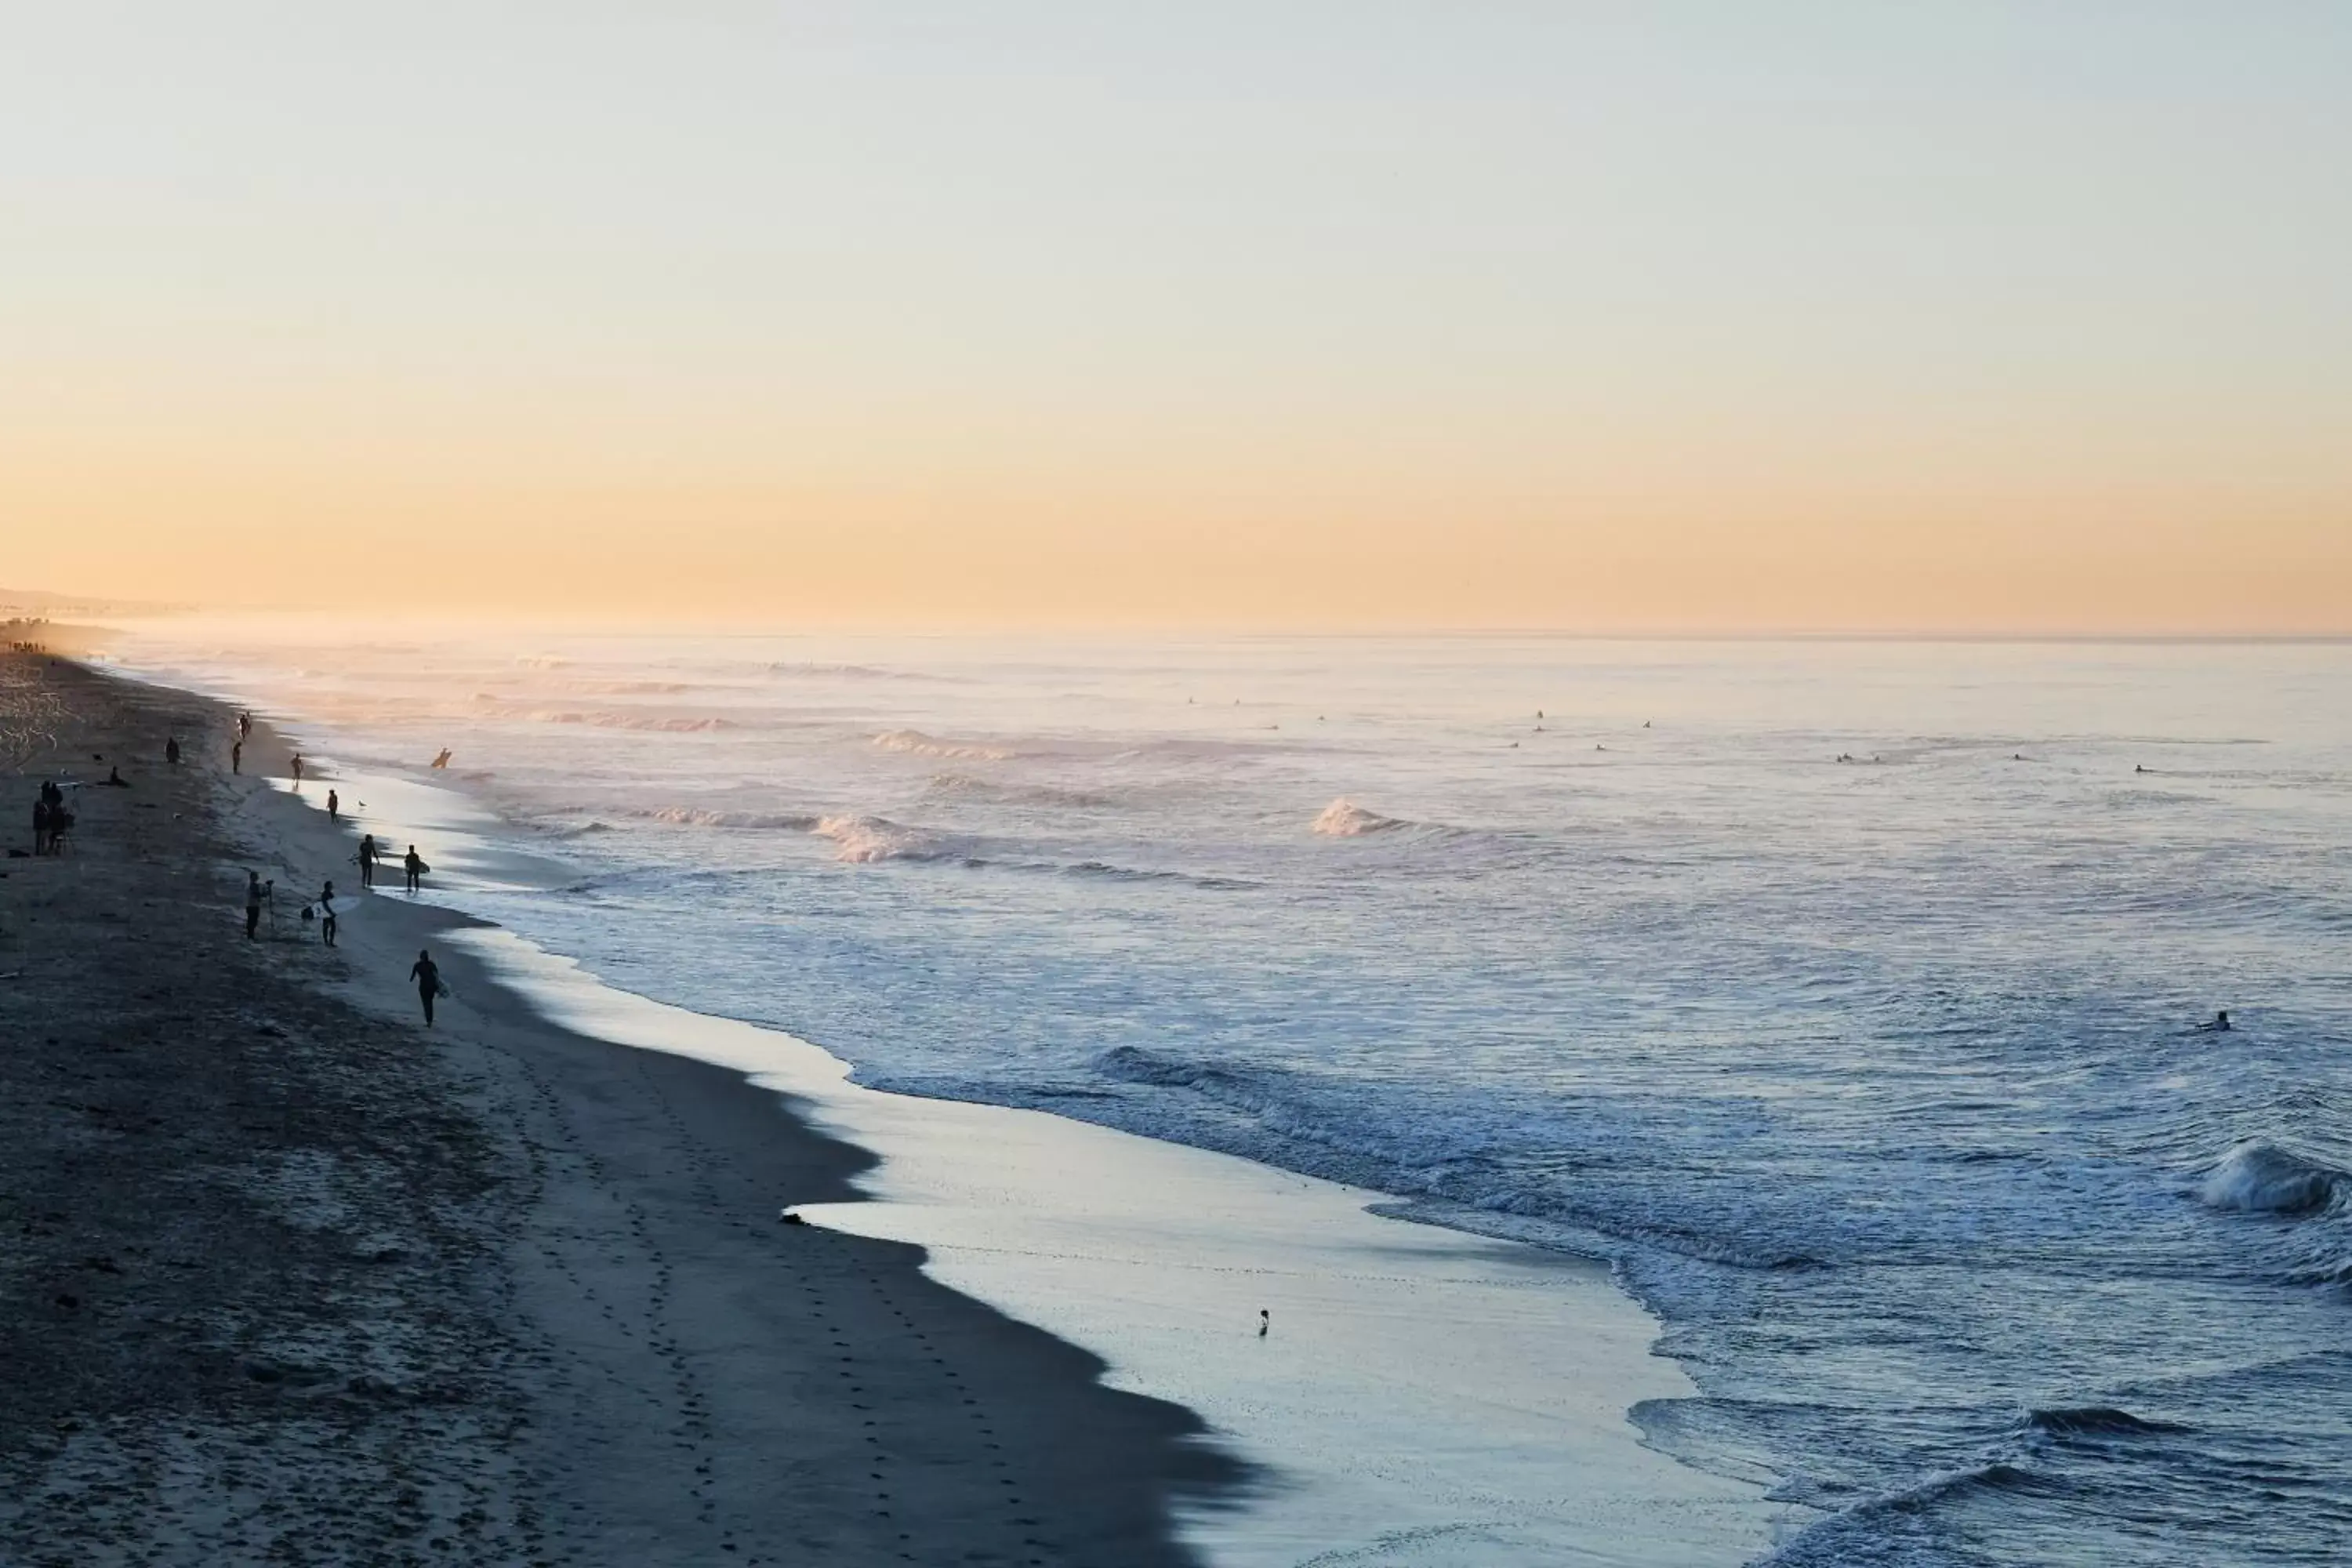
[0,652,1240,1566]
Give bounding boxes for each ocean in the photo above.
[114,623,2351,1566]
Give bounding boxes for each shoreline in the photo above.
[13,648,1795,1566]
[133,645,1795,1566]
[1,653,1238,1564]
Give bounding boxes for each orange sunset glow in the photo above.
[5,6,2348,631]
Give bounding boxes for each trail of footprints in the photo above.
[489,1041,1062,1564]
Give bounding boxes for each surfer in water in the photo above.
[2196,1010,2232,1033]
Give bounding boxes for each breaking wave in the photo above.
[926,772,1118,808]
[1312,797,1407,836]
[874,729,1017,761]
[813,814,935,863]
[2020,1406,2190,1438]
[637,806,819,831]
[2198,1142,2347,1216]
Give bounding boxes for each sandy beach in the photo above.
[0,651,1237,1565]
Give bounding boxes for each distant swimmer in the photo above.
[2136,764,2147,774]
[1258,1309,1269,1338]
[2195,1010,2233,1033]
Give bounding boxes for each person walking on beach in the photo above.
[231,739,242,774]
[404,844,424,893]
[239,710,252,741]
[245,871,264,940]
[317,880,339,947]
[165,736,180,766]
[291,753,304,786]
[326,788,339,823]
[358,833,379,887]
[410,949,441,1025]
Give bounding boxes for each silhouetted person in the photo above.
[245,872,263,940]
[103,766,128,787]
[35,783,71,854]
[404,844,424,893]
[231,739,242,774]
[358,833,378,887]
[291,753,303,785]
[317,881,338,947]
[326,788,339,823]
[239,711,252,740]
[2197,1010,2232,1033]
[410,949,441,1025]
[165,736,180,766]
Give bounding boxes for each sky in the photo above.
[5,2,2349,631]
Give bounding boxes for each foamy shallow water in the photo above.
[109,621,2352,1566]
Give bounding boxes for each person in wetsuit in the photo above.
[410,949,441,1025]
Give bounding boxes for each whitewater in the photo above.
[113,626,2351,1566]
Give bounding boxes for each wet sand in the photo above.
[0,652,1239,1565]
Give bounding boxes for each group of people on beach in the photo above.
[354,833,428,891]
[210,717,445,1021]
